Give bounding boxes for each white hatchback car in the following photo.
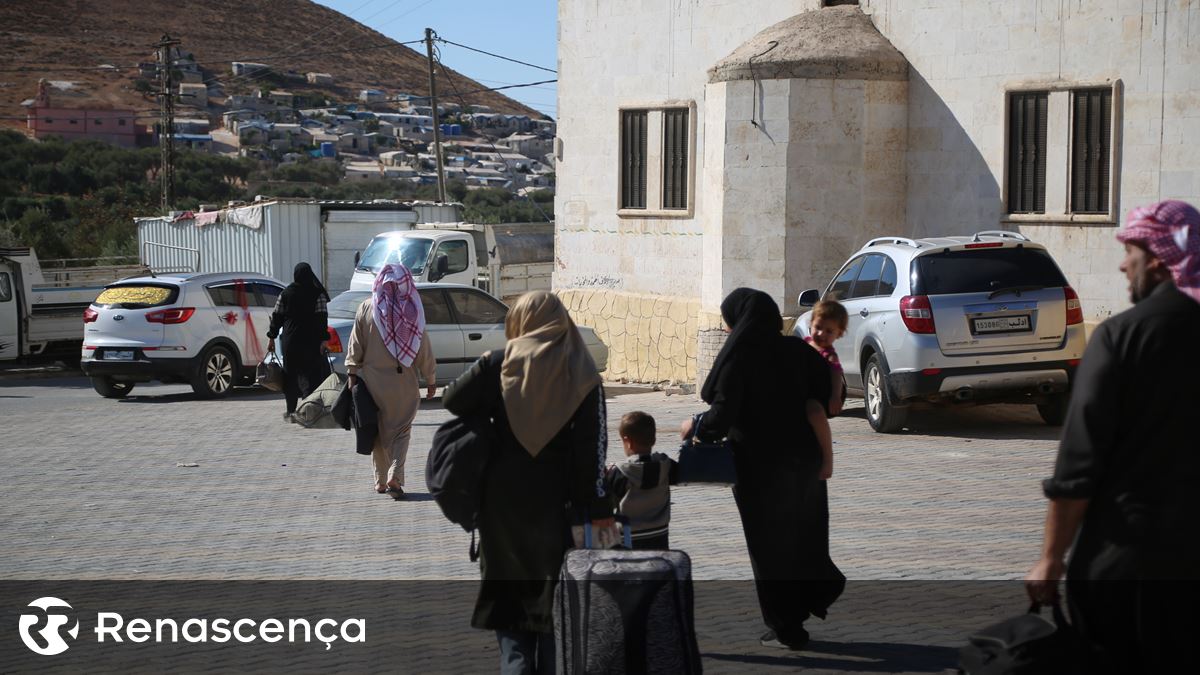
[794,232,1087,432]
[81,272,286,398]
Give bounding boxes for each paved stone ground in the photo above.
[0,375,1063,672]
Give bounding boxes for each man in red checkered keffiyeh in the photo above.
[372,263,426,367]
[1115,199,1200,305]
[1026,199,1200,672]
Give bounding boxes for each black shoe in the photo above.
[386,486,406,501]
[759,629,808,651]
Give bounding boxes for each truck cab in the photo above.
[1,247,148,362]
[0,258,19,361]
[350,231,477,290]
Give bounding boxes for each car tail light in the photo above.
[900,295,936,334]
[963,242,1004,249]
[83,307,99,323]
[1064,287,1083,325]
[145,307,195,324]
[325,326,343,354]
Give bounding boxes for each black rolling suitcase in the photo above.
[553,525,702,674]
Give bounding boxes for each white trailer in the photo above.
[0,248,147,362]
[135,200,458,294]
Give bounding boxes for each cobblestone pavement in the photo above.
[0,376,1063,673]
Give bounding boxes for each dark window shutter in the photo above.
[1007,91,1048,214]
[620,110,647,209]
[1071,88,1112,214]
[662,109,689,209]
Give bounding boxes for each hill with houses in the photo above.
[0,0,540,124]
[1,0,556,195]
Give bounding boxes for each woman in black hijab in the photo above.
[687,288,844,650]
[267,262,331,420]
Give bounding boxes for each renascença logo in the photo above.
[16,596,366,654]
[19,597,80,656]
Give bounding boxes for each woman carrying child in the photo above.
[683,288,845,651]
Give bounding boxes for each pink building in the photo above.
[24,80,148,147]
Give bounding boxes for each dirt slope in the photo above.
[0,0,542,129]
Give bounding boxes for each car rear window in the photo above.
[911,247,1068,295]
[328,291,371,319]
[94,284,179,309]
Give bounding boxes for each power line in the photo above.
[433,44,554,224]
[400,79,557,101]
[193,38,425,70]
[435,38,556,74]
[371,0,437,32]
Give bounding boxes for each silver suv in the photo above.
[793,231,1086,432]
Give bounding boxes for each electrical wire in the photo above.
[433,43,553,223]
[435,38,556,74]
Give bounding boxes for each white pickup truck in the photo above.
[349,222,552,304]
[0,247,148,362]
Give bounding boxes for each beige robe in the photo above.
[343,299,436,487]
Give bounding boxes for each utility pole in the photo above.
[156,34,181,214]
[424,27,447,203]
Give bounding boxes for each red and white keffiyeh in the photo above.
[1116,200,1200,304]
[372,264,425,367]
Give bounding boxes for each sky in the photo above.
[313,0,558,118]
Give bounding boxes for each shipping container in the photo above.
[135,200,454,294]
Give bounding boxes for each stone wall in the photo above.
[558,289,701,384]
[861,0,1200,321]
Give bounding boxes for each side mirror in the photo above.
[429,254,450,281]
[353,251,361,268]
[798,289,820,309]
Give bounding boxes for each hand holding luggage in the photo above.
[255,351,284,392]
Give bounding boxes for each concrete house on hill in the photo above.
[554,0,1200,385]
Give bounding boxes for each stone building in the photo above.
[554,0,1200,385]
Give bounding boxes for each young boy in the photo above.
[805,300,848,416]
[603,411,678,550]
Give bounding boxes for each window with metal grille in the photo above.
[662,109,689,210]
[1070,88,1112,214]
[620,110,647,209]
[1007,91,1048,214]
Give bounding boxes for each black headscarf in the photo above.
[700,288,783,403]
[288,262,330,306]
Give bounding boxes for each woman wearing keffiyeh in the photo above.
[345,264,436,499]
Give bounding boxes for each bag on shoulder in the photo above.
[959,602,1080,675]
[425,413,496,535]
[256,351,284,392]
[677,413,737,485]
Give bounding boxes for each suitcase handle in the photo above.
[583,521,634,549]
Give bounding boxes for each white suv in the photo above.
[793,232,1087,432]
[81,272,285,398]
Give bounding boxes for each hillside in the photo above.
[0,0,543,130]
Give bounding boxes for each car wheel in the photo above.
[92,376,134,399]
[864,354,907,433]
[1037,392,1069,426]
[192,345,237,398]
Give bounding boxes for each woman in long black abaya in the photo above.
[691,288,845,649]
[267,262,330,419]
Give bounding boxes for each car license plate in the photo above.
[972,315,1031,333]
[105,350,135,361]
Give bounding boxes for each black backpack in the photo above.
[425,413,496,550]
[959,602,1080,675]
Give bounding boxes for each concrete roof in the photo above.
[709,5,907,83]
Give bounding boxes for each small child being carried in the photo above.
[603,411,678,550]
[805,300,848,416]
